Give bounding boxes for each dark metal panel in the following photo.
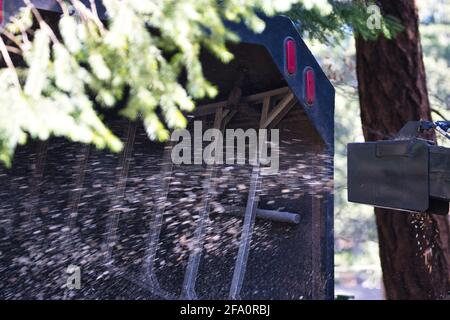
[348,140,430,213]
[430,146,450,201]
[348,122,449,215]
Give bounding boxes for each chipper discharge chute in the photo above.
[348,121,450,215]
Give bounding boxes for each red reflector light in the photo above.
[305,68,316,106]
[285,38,297,75]
[0,0,3,24]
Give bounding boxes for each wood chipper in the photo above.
[348,121,450,215]
[0,1,335,300]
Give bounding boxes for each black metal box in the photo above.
[348,138,450,215]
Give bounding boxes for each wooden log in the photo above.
[217,206,301,224]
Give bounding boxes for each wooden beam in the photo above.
[194,87,290,116]
[213,106,224,129]
[268,100,297,129]
[244,86,289,104]
[217,206,300,224]
[260,96,271,127]
[222,109,238,129]
[262,92,295,129]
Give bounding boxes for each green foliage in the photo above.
[420,3,450,147]
[0,0,338,167]
[288,0,403,44]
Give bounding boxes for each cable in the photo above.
[434,121,450,140]
[420,120,450,140]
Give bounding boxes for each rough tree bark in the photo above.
[355,0,450,299]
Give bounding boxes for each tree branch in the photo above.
[0,36,21,88]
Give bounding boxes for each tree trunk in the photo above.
[355,0,450,299]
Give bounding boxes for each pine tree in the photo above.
[355,0,450,299]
